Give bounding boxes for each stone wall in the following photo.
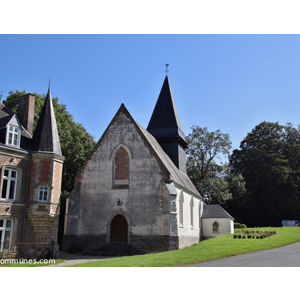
[64,108,172,253]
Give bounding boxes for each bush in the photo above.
[234,222,247,229]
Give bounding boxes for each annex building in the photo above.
[64,76,234,255]
[0,87,64,258]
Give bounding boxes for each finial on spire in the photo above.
[165,64,169,75]
[48,78,51,91]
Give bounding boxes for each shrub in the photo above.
[234,222,247,229]
[234,222,241,228]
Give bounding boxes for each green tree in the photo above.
[230,121,300,226]
[3,90,96,196]
[186,126,245,205]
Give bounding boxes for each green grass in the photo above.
[69,227,300,267]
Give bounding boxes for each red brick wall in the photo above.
[18,94,35,136]
[115,147,129,180]
[39,160,51,182]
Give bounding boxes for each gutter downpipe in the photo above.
[21,151,31,255]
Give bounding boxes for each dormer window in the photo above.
[7,125,20,147]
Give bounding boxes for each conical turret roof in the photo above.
[31,86,62,155]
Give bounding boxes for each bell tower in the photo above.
[147,76,188,173]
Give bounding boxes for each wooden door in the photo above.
[110,215,128,242]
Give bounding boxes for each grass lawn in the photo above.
[69,227,300,267]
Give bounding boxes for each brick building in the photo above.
[0,87,64,258]
[64,76,234,255]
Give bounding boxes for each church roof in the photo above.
[202,204,234,219]
[74,103,200,197]
[137,120,200,197]
[147,76,186,143]
[31,86,62,155]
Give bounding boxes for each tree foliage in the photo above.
[230,121,300,226]
[3,90,96,197]
[186,126,245,204]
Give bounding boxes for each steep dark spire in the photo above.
[147,76,188,173]
[31,85,62,155]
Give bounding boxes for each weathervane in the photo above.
[165,64,169,75]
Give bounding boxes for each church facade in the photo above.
[64,76,234,255]
[0,88,64,258]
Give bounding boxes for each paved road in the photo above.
[186,242,300,267]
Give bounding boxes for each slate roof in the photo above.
[202,204,234,219]
[147,76,186,144]
[137,120,200,197]
[0,106,31,150]
[31,87,62,155]
[0,102,12,119]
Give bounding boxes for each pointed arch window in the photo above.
[179,191,184,227]
[190,197,194,228]
[213,221,220,233]
[113,146,130,189]
[115,147,129,180]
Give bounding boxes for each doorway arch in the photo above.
[110,214,128,243]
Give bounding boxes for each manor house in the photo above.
[0,87,64,258]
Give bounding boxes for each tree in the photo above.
[186,126,245,205]
[3,90,96,197]
[230,121,300,226]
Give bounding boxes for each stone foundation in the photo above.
[64,234,179,255]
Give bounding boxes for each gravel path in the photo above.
[46,251,113,267]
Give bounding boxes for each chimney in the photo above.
[18,94,35,136]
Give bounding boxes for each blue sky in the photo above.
[1,34,300,153]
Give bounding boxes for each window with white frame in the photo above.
[1,168,18,201]
[38,186,49,202]
[7,125,20,147]
[0,219,13,251]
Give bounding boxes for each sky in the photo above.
[1,34,300,153]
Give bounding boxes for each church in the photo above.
[0,87,64,258]
[63,75,234,255]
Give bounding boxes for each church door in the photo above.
[110,215,128,243]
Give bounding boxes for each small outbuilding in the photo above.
[202,204,234,239]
